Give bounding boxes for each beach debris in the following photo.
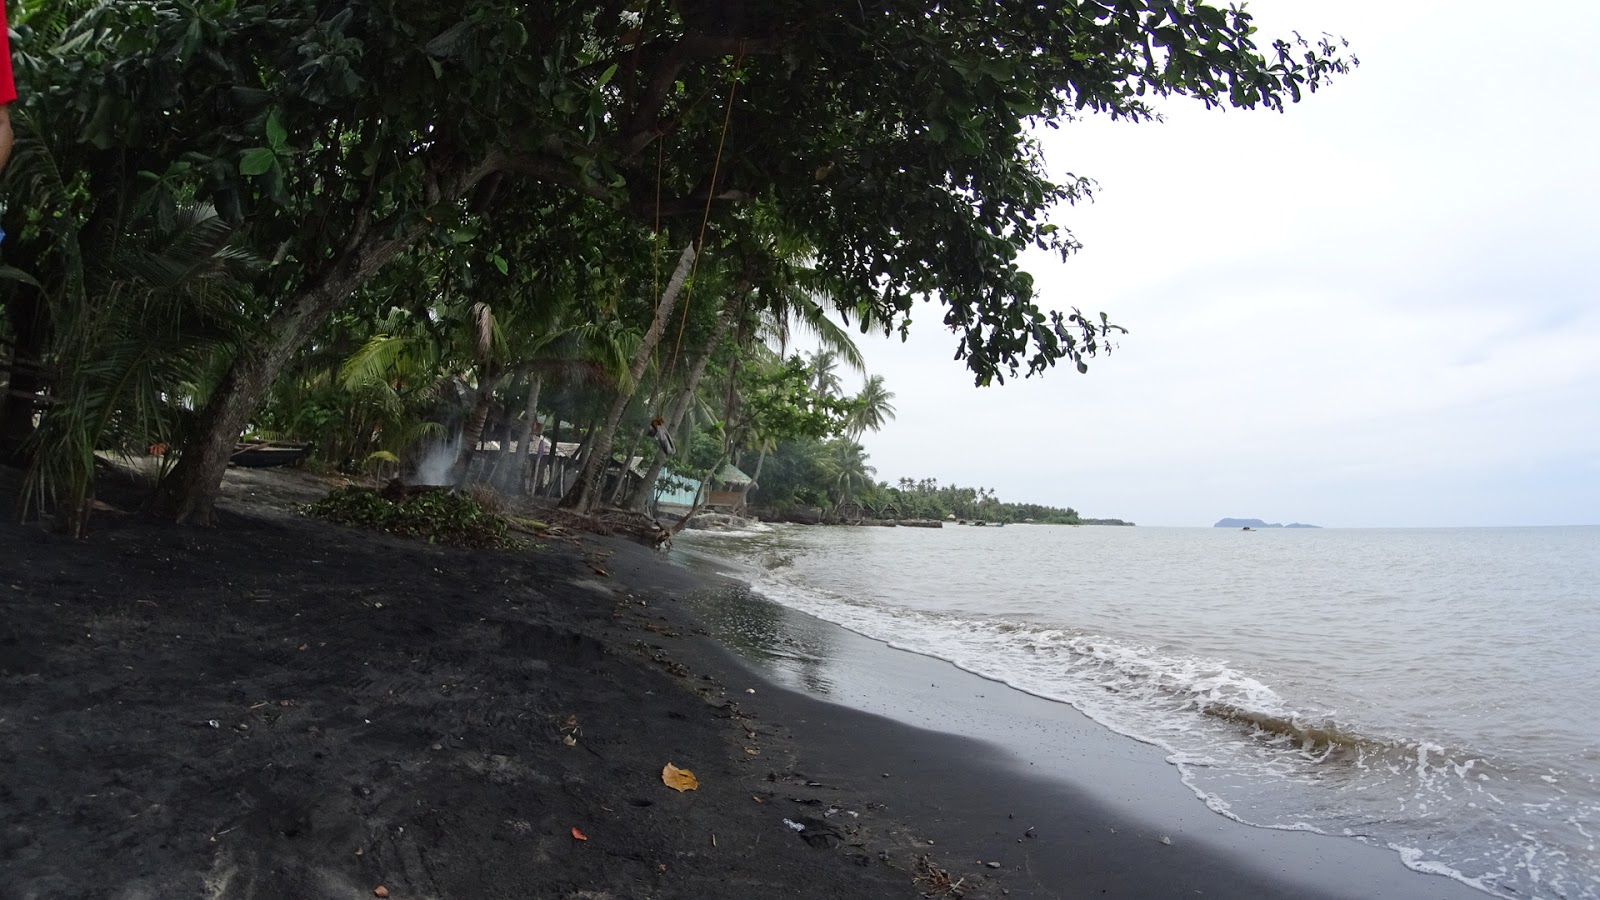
[571,827,588,841]
[563,734,577,747]
[1159,834,1172,845]
[661,762,699,792]
[912,855,965,896]
[207,719,219,729]
[985,861,1002,869]
[745,688,755,694]
[592,566,609,577]
[1024,826,1036,839]
[782,816,846,848]
[373,887,389,898]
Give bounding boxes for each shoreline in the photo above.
[0,467,1487,898]
[662,547,1494,900]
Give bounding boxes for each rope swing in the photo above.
[648,46,744,458]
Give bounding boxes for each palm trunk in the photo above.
[559,243,696,514]
[737,446,767,512]
[537,415,563,498]
[449,368,505,487]
[554,411,599,499]
[624,289,740,512]
[608,433,639,506]
[483,372,525,485]
[515,372,544,495]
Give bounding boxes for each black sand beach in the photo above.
[2,467,1485,898]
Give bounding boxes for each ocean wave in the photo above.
[694,526,1600,900]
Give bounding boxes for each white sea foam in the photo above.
[676,524,1600,900]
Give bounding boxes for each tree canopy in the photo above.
[0,0,1356,529]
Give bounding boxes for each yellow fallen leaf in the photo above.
[662,762,699,792]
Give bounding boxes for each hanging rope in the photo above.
[659,45,743,399]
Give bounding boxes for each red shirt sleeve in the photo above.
[0,4,16,106]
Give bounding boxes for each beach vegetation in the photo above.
[0,0,1354,530]
[305,483,512,548]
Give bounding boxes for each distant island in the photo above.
[1215,518,1321,529]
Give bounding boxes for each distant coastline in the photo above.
[1214,518,1320,529]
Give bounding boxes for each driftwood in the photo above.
[545,505,678,550]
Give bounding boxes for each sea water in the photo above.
[675,524,1600,900]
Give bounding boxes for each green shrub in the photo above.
[305,485,512,548]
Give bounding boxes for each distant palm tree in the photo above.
[819,439,875,511]
[804,349,843,399]
[846,374,897,438]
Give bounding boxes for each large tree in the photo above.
[3,0,1354,523]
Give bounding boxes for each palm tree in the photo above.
[804,348,843,399]
[819,438,876,512]
[846,374,897,438]
[12,195,256,534]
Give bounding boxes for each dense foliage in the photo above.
[0,0,1354,533]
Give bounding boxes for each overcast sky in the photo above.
[832,0,1599,528]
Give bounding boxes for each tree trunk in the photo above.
[152,223,427,522]
[449,368,505,487]
[151,155,500,523]
[482,373,521,486]
[536,413,561,498]
[515,372,544,494]
[559,243,696,514]
[737,445,767,511]
[623,289,739,511]
[608,432,639,506]
[553,411,599,499]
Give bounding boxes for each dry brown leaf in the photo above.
[661,762,699,792]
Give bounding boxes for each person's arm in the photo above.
[0,104,13,173]
[0,3,15,173]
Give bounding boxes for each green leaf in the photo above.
[265,109,288,152]
[492,254,509,275]
[239,147,277,176]
[596,63,619,88]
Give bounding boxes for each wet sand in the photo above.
[0,467,1486,898]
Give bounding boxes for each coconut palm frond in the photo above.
[339,334,415,389]
[791,297,866,375]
